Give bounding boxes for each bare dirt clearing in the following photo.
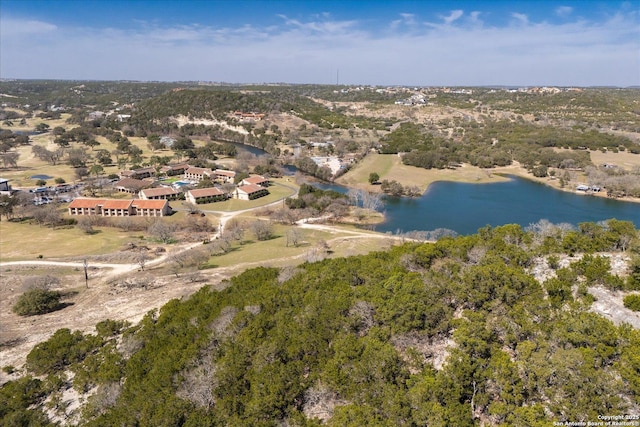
[528,253,640,329]
[172,115,249,134]
[0,263,227,383]
[589,286,640,329]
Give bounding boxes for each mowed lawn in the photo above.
[187,180,297,212]
[0,221,141,261]
[337,152,508,192]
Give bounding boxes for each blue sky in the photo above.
[1,0,638,86]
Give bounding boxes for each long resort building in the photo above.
[68,198,172,217]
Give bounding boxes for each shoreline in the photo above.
[489,163,640,205]
[337,152,640,205]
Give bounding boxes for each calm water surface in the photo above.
[231,141,638,236]
[372,176,640,235]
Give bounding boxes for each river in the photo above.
[373,176,640,235]
[313,176,639,235]
[230,142,640,235]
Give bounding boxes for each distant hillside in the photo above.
[130,87,390,132]
[0,80,186,110]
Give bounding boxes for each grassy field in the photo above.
[2,149,79,187]
[190,180,297,212]
[590,150,640,171]
[337,152,509,192]
[201,223,390,269]
[0,221,143,261]
[4,112,73,133]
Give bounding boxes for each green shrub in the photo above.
[96,319,130,337]
[12,289,63,316]
[623,294,640,312]
[547,255,560,270]
[26,329,102,375]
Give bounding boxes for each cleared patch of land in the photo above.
[337,152,510,192]
[201,222,388,269]
[590,149,640,171]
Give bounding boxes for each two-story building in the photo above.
[234,184,269,200]
[119,167,155,180]
[113,178,150,194]
[241,174,269,187]
[139,186,180,200]
[159,163,189,176]
[185,187,228,204]
[212,169,236,184]
[68,198,171,217]
[184,166,213,182]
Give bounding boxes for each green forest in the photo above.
[2,220,640,426]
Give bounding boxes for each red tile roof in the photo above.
[160,163,189,172]
[140,187,178,198]
[185,167,212,176]
[102,200,134,209]
[68,198,106,209]
[237,184,266,194]
[243,175,268,185]
[188,187,224,198]
[114,178,149,190]
[132,199,169,209]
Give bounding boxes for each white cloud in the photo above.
[0,17,57,36]
[443,10,464,25]
[469,11,482,24]
[390,13,416,31]
[511,13,529,24]
[555,6,574,17]
[399,13,416,26]
[1,9,638,87]
[277,14,357,35]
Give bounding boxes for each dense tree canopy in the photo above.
[3,221,639,426]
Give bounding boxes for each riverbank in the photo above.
[491,162,640,205]
[337,152,640,205]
